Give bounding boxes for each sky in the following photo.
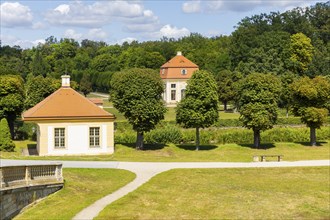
[0,0,327,48]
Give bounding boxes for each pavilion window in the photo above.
[54,128,65,148]
[90,127,100,148]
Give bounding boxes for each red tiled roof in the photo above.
[22,87,114,121]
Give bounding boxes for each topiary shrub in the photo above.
[0,118,15,151]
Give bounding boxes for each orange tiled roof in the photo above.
[161,54,198,68]
[160,53,199,79]
[22,87,114,121]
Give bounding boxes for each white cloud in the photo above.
[0,34,45,48]
[54,4,70,15]
[87,28,108,40]
[182,1,201,13]
[32,22,47,30]
[64,29,83,40]
[44,0,159,32]
[155,24,190,39]
[0,2,33,27]
[184,0,316,13]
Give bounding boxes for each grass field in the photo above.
[2,140,329,162]
[97,167,330,219]
[15,168,135,220]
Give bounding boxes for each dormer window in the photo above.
[181,69,187,75]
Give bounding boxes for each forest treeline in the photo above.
[1,2,329,93]
[0,2,330,147]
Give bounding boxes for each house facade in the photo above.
[160,52,199,106]
[22,75,115,156]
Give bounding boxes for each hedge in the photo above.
[114,125,330,145]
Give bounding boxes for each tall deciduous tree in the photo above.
[290,76,330,146]
[289,33,314,75]
[236,73,282,148]
[0,75,25,138]
[0,118,15,151]
[110,68,166,150]
[176,70,219,150]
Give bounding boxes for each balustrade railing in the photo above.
[0,164,63,189]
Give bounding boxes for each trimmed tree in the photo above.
[236,73,282,148]
[290,76,330,146]
[110,68,166,150]
[0,75,25,138]
[0,118,15,151]
[176,70,219,150]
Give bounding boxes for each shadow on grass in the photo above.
[118,143,166,150]
[176,144,218,151]
[238,143,276,149]
[294,141,327,147]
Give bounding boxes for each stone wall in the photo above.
[0,183,63,220]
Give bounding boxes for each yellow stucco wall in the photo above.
[36,120,114,156]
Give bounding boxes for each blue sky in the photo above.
[0,0,326,48]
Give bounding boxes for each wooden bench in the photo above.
[253,155,283,162]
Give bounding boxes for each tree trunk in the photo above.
[136,131,144,150]
[310,127,317,146]
[223,101,227,111]
[196,127,200,151]
[253,129,261,148]
[6,114,16,139]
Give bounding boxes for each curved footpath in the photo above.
[1,159,329,220]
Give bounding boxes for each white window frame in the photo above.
[181,69,187,75]
[89,127,100,148]
[54,128,65,149]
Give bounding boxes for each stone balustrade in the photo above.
[0,164,63,189]
[0,164,64,219]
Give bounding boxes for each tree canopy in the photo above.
[0,75,25,138]
[290,76,330,146]
[176,70,218,150]
[236,73,282,148]
[110,68,166,150]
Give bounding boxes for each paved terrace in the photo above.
[1,159,329,220]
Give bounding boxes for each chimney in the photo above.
[177,51,182,56]
[61,75,70,87]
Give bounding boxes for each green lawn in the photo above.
[3,140,329,162]
[97,167,330,220]
[15,168,135,220]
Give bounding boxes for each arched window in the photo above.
[181,69,187,75]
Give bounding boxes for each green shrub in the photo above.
[0,118,15,151]
[145,125,182,144]
[114,130,136,144]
